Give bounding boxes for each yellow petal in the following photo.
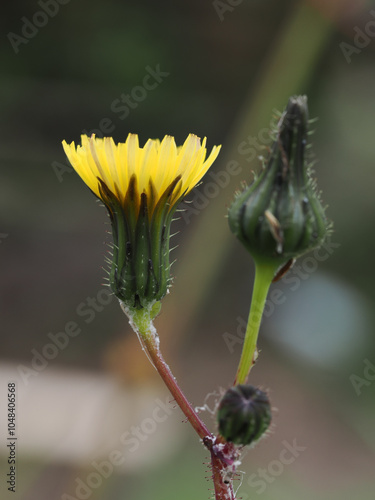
[61,133,221,213]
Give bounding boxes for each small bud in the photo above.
[228,95,328,269]
[217,385,271,446]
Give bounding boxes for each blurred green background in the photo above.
[1,0,375,499]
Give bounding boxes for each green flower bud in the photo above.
[217,385,271,446]
[228,95,328,269]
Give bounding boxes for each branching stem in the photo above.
[122,302,236,500]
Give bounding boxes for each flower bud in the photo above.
[217,385,271,446]
[228,95,328,269]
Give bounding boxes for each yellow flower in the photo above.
[62,134,220,215]
[62,133,221,309]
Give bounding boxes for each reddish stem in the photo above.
[140,333,210,439]
[140,333,236,500]
[211,450,236,500]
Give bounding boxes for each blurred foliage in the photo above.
[1,0,375,499]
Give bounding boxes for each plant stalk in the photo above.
[123,303,236,500]
[234,263,276,385]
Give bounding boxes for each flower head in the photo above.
[62,133,221,309]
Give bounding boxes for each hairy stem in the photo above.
[122,302,236,500]
[140,322,210,439]
[211,451,236,500]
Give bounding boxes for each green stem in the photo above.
[234,263,277,385]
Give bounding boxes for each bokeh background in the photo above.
[1,0,375,499]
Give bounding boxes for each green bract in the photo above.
[99,176,178,309]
